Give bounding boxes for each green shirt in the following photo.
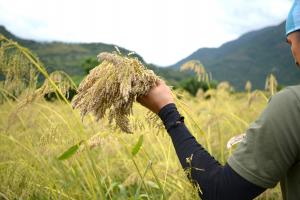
[228,86,300,200]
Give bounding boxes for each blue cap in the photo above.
[286,0,300,36]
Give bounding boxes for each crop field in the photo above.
[0,91,283,200]
[0,35,282,199]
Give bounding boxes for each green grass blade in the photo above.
[131,135,143,157]
[58,141,83,160]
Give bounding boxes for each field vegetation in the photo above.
[0,35,281,199]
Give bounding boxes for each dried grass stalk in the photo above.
[265,73,278,95]
[35,70,77,99]
[180,60,206,81]
[72,51,160,133]
[0,35,40,99]
[245,81,252,93]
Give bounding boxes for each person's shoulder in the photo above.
[265,86,300,119]
[284,85,300,102]
[271,85,300,105]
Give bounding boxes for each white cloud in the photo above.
[0,0,293,66]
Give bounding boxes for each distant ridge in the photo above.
[1,23,300,90]
[0,25,140,77]
[169,22,300,89]
[0,25,188,85]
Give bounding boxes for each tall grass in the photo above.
[0,89,282,199]
[0,35,282,199]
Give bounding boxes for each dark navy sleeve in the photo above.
[158,103,266,200]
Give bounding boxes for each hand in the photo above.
[137,80,174,114]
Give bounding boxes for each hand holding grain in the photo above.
[137,81,174,114]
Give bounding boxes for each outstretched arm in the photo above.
[138,81,265,200]
[158,103,265,199]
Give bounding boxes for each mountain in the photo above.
[169,22,300,89]
[1,23,300,90]
[0,25,188,85]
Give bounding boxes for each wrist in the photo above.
[158,103,184,131]
[158,103,176,116]
[156,100,174,113]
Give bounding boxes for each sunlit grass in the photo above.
[0,34,282,199]
[0,89,281,200]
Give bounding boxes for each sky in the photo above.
[0,0,293,66]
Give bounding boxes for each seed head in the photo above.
[72,52,161,133]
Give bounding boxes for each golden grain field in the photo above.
[0,89,282,200]
[0,34,282,200]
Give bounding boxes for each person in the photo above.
[138,1,300,200]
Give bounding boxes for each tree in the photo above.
[82,57,99,74]
[179,77,217,96]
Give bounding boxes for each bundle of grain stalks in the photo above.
[72,51,161,133]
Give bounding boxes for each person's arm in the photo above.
[138,81,265,199]
[158,103,265,200]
